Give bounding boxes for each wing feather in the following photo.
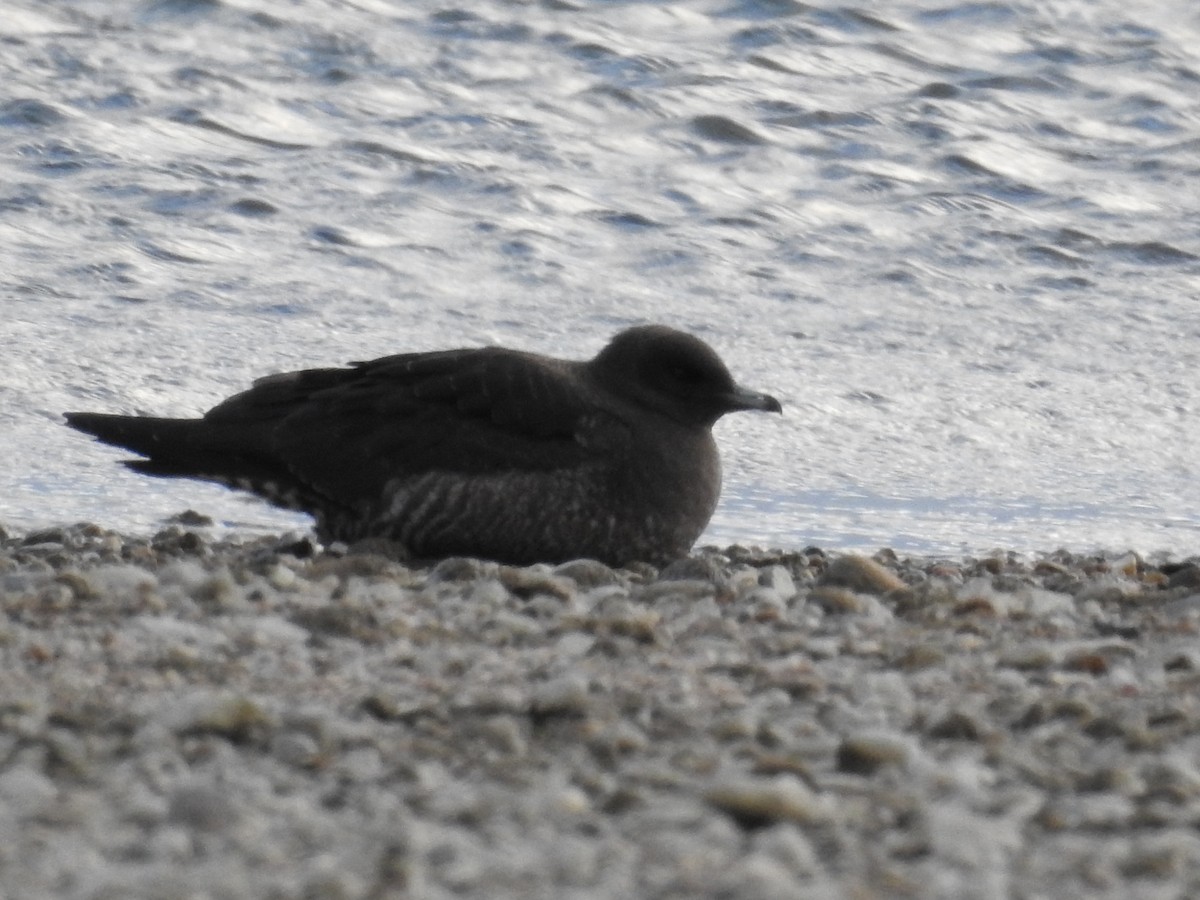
[202,347,603,507]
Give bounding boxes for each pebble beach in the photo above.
[3,520,1200,899]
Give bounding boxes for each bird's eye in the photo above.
[670,364,704,384]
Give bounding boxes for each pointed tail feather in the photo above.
[64,412,250,478]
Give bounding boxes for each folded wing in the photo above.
[195,347,600,509]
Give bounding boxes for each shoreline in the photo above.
[2,521,1200,898]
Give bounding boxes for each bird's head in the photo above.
[590,325,782,428]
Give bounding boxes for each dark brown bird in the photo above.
[65,325,781,566]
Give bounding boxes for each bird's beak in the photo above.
[725,385,782,414]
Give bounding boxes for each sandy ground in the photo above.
[2,520,1200,899]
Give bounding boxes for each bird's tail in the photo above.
[64,412,244,478]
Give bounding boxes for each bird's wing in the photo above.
[202,347,611,507]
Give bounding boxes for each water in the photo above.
[3,0,1199,558]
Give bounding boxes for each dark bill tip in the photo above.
[726,385,782,414]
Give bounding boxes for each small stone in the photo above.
[1110,552,1141,577]
[551,785,590,815]
[928,563,964,581]
[172,694,273,743]
[999,643,1056,670]
[714,853,812,900]
[88,564,158,601]
[952,597,998,618]
[453,684,531,716]
[554,558,622,589]
[710,709,759,741]
[21,528,65,547]
[927,711,984,741]
[309,553,413,581]
[637,578,716,603]
[360,694,439,723]
[743,587,786,621]
[477,716,528,756]
[429,557,498,582]
[977,556,1003,574]
[1158,594,1200,620]
[157,559,211,592]
[1164,652,1199,671]
[897,643,946,669]
[659,556,722,582]
[751,753,814,781]
[706,775,832,828]
[574,596,662,641]
[152,527,207,556]
[531,675,591,717]
[0,766,57,817]
[53,572,95,601]
[465,578,510,607]
[552,632,595,658]
[1022,589,1074,617]
[1120,842,1187,878]
[809,586,864,614]
[168,784,237,832]
[499,565,573,600]
[1062,651,1109,675]
[1166,563,1200,590]
[301,871,364,900]
[836,732,913,774]
[758,655,824,697]
[290,604,380,641]
[758,565,796,601]
[192,572,239,607]
[1033,559,1070,576]
[167,509,214,527]
[727,566,762,597]
[277,535,317,558]
[588,721,649,757]
[267,563,296,590]
[820,555,906,594]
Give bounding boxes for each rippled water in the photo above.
[4,0,1199,557]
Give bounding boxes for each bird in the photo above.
[65,325,781,567]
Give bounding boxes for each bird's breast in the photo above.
[597,417,722,539]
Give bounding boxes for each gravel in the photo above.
[2,519,1200,899]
